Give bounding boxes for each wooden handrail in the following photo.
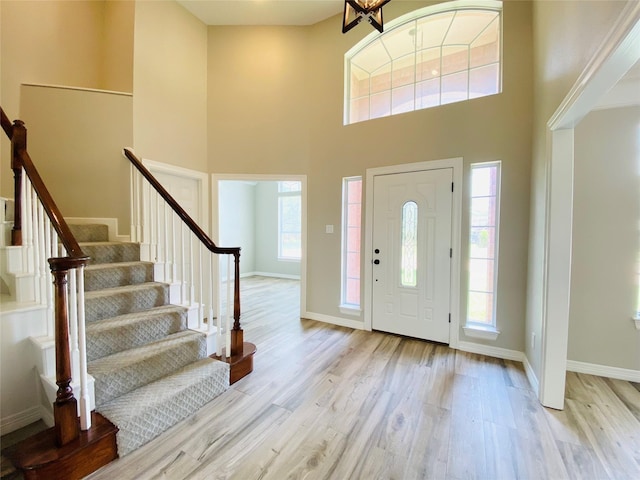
[124,148,240,256]
[1,107,13,139]
[124,147,243,353]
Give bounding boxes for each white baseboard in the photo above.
[523,354,540,395]
[456,340,524,362]
[40,405,54,427]
[0,406,42,434]
[244,271,301,280]
[566,360,640,382]
[303,311,365,331]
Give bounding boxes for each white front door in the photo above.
[372,168,453,343]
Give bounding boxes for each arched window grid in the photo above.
[346,2,502,124]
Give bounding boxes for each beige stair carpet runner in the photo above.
[69,224,229,456]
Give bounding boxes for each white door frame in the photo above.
[364,158,463,348]
[539,3,640,409]
[211,173,308,318]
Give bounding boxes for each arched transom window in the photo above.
[345,1,502,124]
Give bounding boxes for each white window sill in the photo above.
[633,315,640,330]
[339,305,361,316]
[463,324,500,341]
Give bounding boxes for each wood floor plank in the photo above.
[79,276,640,480]
[567,398,640,479]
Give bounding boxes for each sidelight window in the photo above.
[465,161,501,339]
[341,177,363,311]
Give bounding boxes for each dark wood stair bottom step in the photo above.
[213,342,257,385]
[6,412,118,480]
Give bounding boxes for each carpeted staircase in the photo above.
[70,224,229,457]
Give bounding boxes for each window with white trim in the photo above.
[466,161,500,337]
[341,177,362,311]
[278,181,301,260]
[345,1,502,125]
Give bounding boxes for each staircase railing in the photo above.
[1,107,92,445]
[123,148,244,359]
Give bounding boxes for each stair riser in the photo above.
[85,285,169,323]
[84,263,154,291]
[81,243,140,265]
[69,224,109,243]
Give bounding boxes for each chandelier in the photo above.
[342,0,391,34]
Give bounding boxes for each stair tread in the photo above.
[85,260,154,271]
[88,330,203,373]
[86,305,187,332]
[79,241,137,246]
[85,281,166,298]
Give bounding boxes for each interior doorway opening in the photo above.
[213,174,307,322]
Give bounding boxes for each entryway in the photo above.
[364,158,463,347]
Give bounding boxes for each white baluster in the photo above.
[166,202,173,283]
[32,192,42,304]
[198,243,204,329]
[188,230,195,306]
[180,223,187,304]
[76,265,91,430]
[68,268,80,381]
[171,211,177,285]
[226,254,232,355]
[23,175,33,273]
[130,164,137,243]
[213,252,221,356]
[46,223,55,337]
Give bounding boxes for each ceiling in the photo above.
[176,0,345,26]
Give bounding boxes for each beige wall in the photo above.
[207,26,311,175]
[102,0,135,93]
[570,106,640,370]
[133,0,208,173]
[527,0,629,376]
[208,1,533,352]
[19,85,133,231]
[0,0,106,197]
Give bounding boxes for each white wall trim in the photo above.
[240,271,301,280]
[21,82,132,97]
[364,158,463,349]
[538,1,640,411]
[65,217,129,242]
[456,341,524,362]
[303,311,366,331]
[523,354,540,396]
[212,173,308,318]
[567,360,640,383]
[39,405,54,428]
[0,406,42,434]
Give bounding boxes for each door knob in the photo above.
[374,249,380,254]
[373,259,380,265]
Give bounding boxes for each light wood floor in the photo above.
[83,276,639,480]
